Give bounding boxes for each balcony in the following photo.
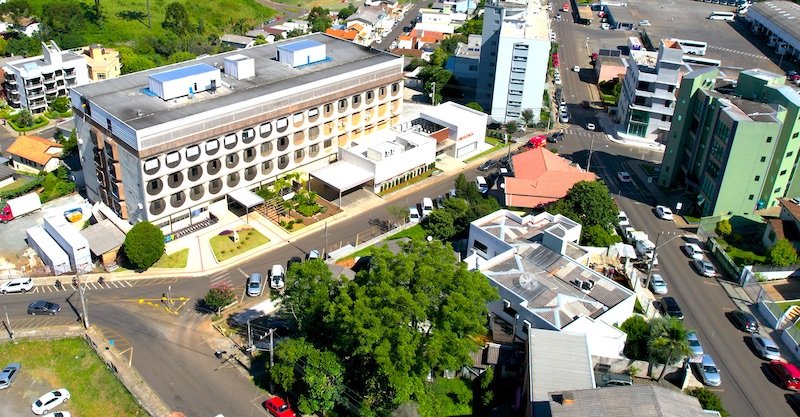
[28,89,45,99]
[6,77,16,85]
[65,70,77,79]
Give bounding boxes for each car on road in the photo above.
[246,273,263,297]
[655,205,674,220]
[499,154,512,167]
[0,277,33,294]
[573,65,580,72]
[682,243,704,260]
[639,19,651,26]
[695,355,721,386]
[617,171,632,182]
[32,389,70,415]
[617,211,630,228]
[749,334,782,360]
[649,274,668,295]
[269,265,285,290]
[729,310,759,333]
[768,360,800,391]
[421,197,434,217]
[264,396,296,417]
[556,13,561,20]
[478,159,497,171]
[27,301,61,315]
[547,132,564,143]
[687,332,704,359]
[659,296,684,320]
[409,206,421,223]
[559,111,569,123]
[691,259,716,277]
[0,363,21,389]
[586,122,595,131]
[307,250,320,261]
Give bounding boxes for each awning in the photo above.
[310,161,375,192]
[228,188,265,209]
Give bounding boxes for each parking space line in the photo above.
[237,268,249,278]
[124,280,132,287]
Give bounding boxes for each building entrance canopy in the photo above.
[310,161,375,192]
[228,188,265,209]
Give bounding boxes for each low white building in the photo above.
[465,210,635,359]
[418,101,487,158]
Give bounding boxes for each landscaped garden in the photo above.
[254,173,335,231]
[153,248,189,268]
[210,228,269,262]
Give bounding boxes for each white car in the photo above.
[32,389,70,415]
[682,243,704,260]
[649,274,668,295]
[639,20,651,26]
[573,65,581,72]
[269,265,285,290]
[617,211,630,228]
[0,277,33,294]
[749,334,782,360]
[409,207,421,223]
[586,123,596,131]
[655,205,674,220]
[43,413,71,417]
[617,172,632,183]
[559,111,569,123]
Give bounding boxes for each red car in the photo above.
[264,397,296,417]
[768,360,800,391]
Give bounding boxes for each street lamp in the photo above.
[586,137,607,172]
[644,231,685,290]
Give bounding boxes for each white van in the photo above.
[476,176,488,193]
[421,198,434,217]
[269,265,285,289]
[409,206,421,223]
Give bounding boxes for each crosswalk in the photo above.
[564,128,605,138]
[707,45,769,60]
[29,277,179,294]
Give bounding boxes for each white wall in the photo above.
[490,36,549,122]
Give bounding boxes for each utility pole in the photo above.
[269,328,275,367]
[167,285,173,310]
[77,273,89,328]
[587,136,595,171]
[644,232,681,290]
[324,221,329,259]
[4,305,13,340]
[430,82,436,105]
[247,319,252,348]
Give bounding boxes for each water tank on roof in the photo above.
[224,54,255,80]
[276,40,327,68]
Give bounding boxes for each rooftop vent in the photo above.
[276,40,327,68]
[224,54,255,80]
[147,63,221,101]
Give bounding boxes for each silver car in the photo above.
[246,273,263,297]
[749,334,782,360]
[687,331,704,361]
[0,363,21,389]
[695,354,721,386]
[649,274,668,295]
[691,259,716,277]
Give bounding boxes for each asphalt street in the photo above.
[372,0,426,50]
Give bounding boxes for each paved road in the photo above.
[372,0,426,50]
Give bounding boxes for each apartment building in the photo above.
[71,34,404,233]
[477,0,550,123]
[616,39,684,140]
[658,68,800,216]
[3,40,90,113]
[80,45,121,81]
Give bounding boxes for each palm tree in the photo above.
[649,317,692,381]
[504,120,519,137]
[521,109,535,128]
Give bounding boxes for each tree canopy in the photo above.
[162,2,192,36]
[649,317,691,381]
[308,6,333,33]
[123,221,165,270]
[272,241,498,416]
[545,181,620,246]
[768,238,798,266]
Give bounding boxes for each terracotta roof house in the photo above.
[7,135,63,173]
[504,147,597,208]
[762,198,800,249]
[409,29,446,42]
[325,28,358,41]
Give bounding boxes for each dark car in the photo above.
[287,256,302,270]
[499,154,512,167]
[478,159,498,171]
[660,296,684,320]
[547,132,564,143]
[730,310,759,333]
[27,301,61,316]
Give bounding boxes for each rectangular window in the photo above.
[276,118,288,129]
[749,194,754,200]
[324,139,332,148]
[391,83,399,93]
[224,134,237,147]
[165,152,180,165]
[775,188,782,193]
[793,132,799,139]
[338,99,347,110]
[353,95,360,104]
[366,91,374,100]
[781,170,787,176]
[788,151,795,157]
[755,176,760,181]
[324,103,332,113]
[293,112,303,123]
[761,156,767,162]
[308,108,319,118]
[767,136,773,143]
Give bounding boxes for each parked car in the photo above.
[27,301,61,315]
[750,334,782,360]
[768,360,800,391]
[264,396,297,417]
[478,159,497,171]
[559,111,569,123]
[695,355,721,386]
[691,259,717,277]
[0,277,33,294]
[269,265,285,290]
[573,65,581,72]
[649,274,668,295]
[421,197,434,217]
[682,243,704,260]
[655,205,674,220]
[586,122,595,131]
[659,296,684,320]
[594,371,633,387]
[0,363,21,389]
[307,250,320,260]
[476,176,488,193]
[42,412,71,417]
[32,389,70,415]
[246,273,263,297]
[639,19,651,26]
[287,256,302,270]
[617,172,632,182]
[687,332,704,359]
[499,154,512,167]
[547,132,564,143]
[729,310,759,333]
[409,206,421,223]
[617,211,630,228]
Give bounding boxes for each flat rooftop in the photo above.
[529,329,594,403]
[73,33,401,131]
[749,1,800,47]
[499,0,549,41]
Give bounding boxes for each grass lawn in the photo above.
[387,224,427,241]
[683,215,701,223]
[465,142,505,163]
[271,0,351,10]
[210,229,269,262]
[0,177,35,192]
[153,248,189,268]
[0,338,147,417]
[717,236,767,266]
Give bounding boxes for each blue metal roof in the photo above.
[278,40,323,52]
[149,63,218,83]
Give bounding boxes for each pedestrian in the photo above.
[161,293,167,304]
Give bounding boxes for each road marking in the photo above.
[209,272,228,283]
[237,268,249,278]
[123,280,132,287]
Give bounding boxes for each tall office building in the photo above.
[658,68,800,216]
[477,0,550,122]
[71,34,404,232]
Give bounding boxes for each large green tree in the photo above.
[308,6,332,33]
[271,338,344,416]
[546,180,618,244]
[649,317,691,381]
[620,315,651,360]
[162,1,192,36]
[41,1,86,40]
[123,221,165,270]
[769,238,798,267]
[276,259,340,339]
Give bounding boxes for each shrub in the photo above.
[688,387,729,417]
[715,219,732,237]
[123,222,166,270]
[768,238,798,267]
[204,282,237,312]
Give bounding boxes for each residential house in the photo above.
[7,135,63,173]
[80,45,121,81]
[396,35,416,49]
[762,198,800,249]
[433,0,479,15]
[464,210,635,358]
[221,34,257,49]
[658,68,800,216]
[418,7,467,31]
[325,27,359,42]
[503,147,597,209]
[0,159,17,188]
[246,29,278,43]
[547,385,715,417]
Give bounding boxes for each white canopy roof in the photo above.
[228,188,265,209]
[310,161,374,191]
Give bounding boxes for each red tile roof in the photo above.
[7,135,62,165]
[409,29,445,42]
[325,28,358,41]
[504,147,597,208]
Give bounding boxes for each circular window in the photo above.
[209,178,223,194]
[188,165,203,182]
[261,160,273,175]
[243,147,256,163]
[245,165,257,181]
[242,128,256,144]
[225,153,240,169]
[190,184,205,201]
[223,133,238,150]
[206,139,220,156]
[165,151,181,169]
[146,178,163,196]
[207,159,222,175]
[227,172,240,188]
[144,158,161,176]
[149,199,166,216]
[170,191,186,208]
[167,171,184,188]
[186,145,201,162]
[277,136,289,152]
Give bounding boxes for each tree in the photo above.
[454,173,481,205]
[120,52,156,74]
[648,317,691,381]
[50,96,71,114]
[715,218,732,237]
[308,6,332,33]
[582,224,622,247]
[204,281,236,312]
[276,259,340,339]
[423,208,456,240]
[12,109,33,128]
[688,387,730,417]
[387,204,410,225]
[457,15,483,35]
[479,367,494,407]
[271,338,344,416]
[521,109,535,128]
[41,1,86,39]
[465,102,483,112]
[254,34,268,45]
[2,0,33,26]
[546,181,618,236]
[620,315,651,360]
[61,128,78,156]
[337,3,358,20]
[162,1,191,36]
[504,120,519,137]
[123,221,165,270]
[168,51,196,64]
[769,238,798,266]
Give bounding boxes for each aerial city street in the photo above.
[1,0,800,416]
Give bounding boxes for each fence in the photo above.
[706,237,741,280]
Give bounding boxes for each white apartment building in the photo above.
[464,210,635,359]
[3,40,90,114]
[477,0,550,123]
[71,34,404,234]
[616,39,684,140]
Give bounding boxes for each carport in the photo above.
[228,188,264,223]
[309,162,374,207]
